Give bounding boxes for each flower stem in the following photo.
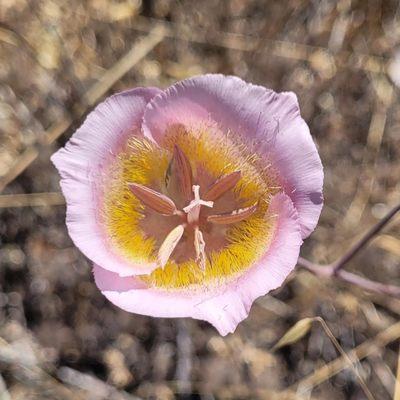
[332,203,400,273]
[297,202,400,298]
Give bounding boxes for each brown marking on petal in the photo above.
[158,224,185,268]
[203,171,241,201]
[207,203,258,225]
[194,227,206,271]
[164,157,174,188]
[129,183,177,215]
[173,145,193,202]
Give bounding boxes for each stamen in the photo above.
[157,224,185,268]
[172,145,193,203]
[203,171,241,201]
[207,203,258,225]
[129,183,177,215]
[194,227,206,271]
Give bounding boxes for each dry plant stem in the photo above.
[298,202,400,298]
[289,321,400,395]
[0,192,65,208]
[314,317,375,400]
[0,27,165,194]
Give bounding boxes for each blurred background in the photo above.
[0,0,400,399]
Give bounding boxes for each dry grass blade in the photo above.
[0,26,165,194]
[0,147,41,195]
[314,317,375,400]
[207,203,257,225]
[286,321,400,396]
[203,171,241,201]
[274,317,375,399]
[0,192,65,208]
[129,183,177,215]
[84,25,165,106]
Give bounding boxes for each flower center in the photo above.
[129,145,258,271]
[102,126,280,289]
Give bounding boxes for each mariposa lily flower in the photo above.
[52,75,323,335]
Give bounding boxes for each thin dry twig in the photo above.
[287,321,400,395]
[314,317,375,400]
[272,317,374,399]
[0,26,165,194]
[0,192,65,208]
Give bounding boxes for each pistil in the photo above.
[183,185,214,225]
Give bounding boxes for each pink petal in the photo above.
[143,74,323,239]
[93,192,302,335]
[51,87,162,277]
